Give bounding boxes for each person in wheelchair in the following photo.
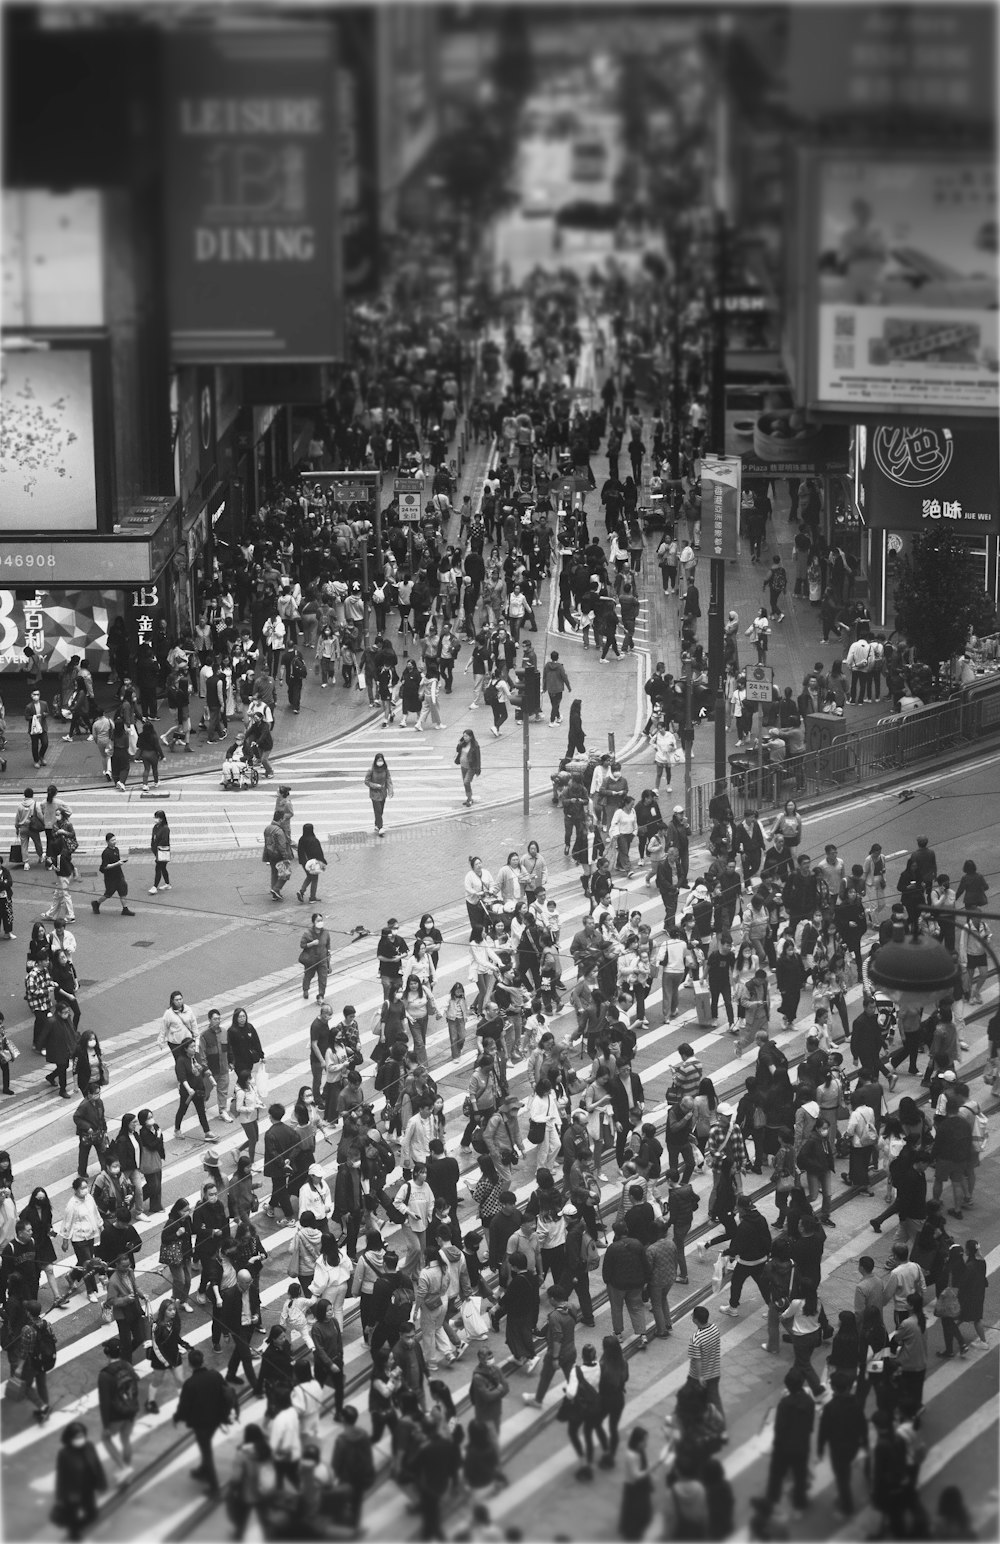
[221,735,260,790]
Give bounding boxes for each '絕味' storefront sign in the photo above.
[857,423,999,531]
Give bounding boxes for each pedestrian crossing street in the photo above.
[1,708,575,857]
[3,723,476,855]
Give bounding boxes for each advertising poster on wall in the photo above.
[808,153,998,413]
[0,587,123,674]
[165,26,342,363]
[857,422,999,533]
[1,345,99,530]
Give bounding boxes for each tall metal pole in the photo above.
[359,536,370,646]
[709,545,727,792]
[522,704,530,817]
[709,205,729,793]
[682,650,694,819]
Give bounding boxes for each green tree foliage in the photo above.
[892,531,998,670]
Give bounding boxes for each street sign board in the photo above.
[744,664,773,703]
[394,478,425,523]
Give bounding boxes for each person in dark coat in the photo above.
[173,1347,239,1498]
[262,1103,297,1221]
[53,1420,107,1541]
[219,1270,261,1393]
[817,1368,869,1517]
[40,1004,79,1097]
[333,1155,363,1259]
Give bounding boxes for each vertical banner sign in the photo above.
[337,10,379,297]
[165,27,342,363]
[700,456,741,559]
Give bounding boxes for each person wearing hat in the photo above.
[298,1165,334,1232]
[482,1096,523,1189]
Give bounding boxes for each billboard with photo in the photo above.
[165,26,342,363]
[1,343,101,530]
[803,151,998,414]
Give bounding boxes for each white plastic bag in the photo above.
[711,1255,725,1294]
[252,1063,270,1101]
[460,1296,492,1341]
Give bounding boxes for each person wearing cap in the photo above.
[667,807,690,886]
[298,1165,334,1232]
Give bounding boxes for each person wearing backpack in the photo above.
[955,1080,987,1208]
[13,1297,55,1422]
[563,1342,609,1479]
[173,1346,239,1499]
[842,1100,878,1196]
[559,1207,598,1326]
[97,1335,141,1481]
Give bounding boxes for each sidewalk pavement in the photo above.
[638,486,888,792]
[0,419,496,796]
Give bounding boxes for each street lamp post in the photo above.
[869,908,1000,1014]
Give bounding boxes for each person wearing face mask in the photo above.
[54,1421,107,1538]
[54,1177,104,1309]
[137,1108,166,1214]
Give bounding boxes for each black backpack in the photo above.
[34,1319,57,1372]
[107,1359,139,1419]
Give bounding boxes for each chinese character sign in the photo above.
[0,588,122,675]
[860,423,999,531]
[700,457,741,560]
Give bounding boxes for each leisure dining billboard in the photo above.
[165,25,342,364]
[799,150,998,415]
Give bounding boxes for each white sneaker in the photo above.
[148,887,159,894]
[220,1111,234,1122]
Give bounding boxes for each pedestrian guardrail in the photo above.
[682,675,1000,835]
